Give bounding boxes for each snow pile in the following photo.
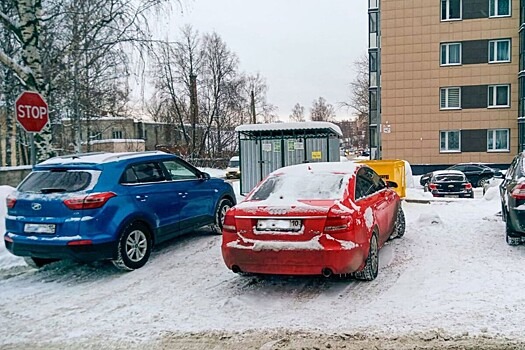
[483,186,500,202]
[0,186,26,269]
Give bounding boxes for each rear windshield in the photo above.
[434,174,465,182]
[18,170,96,193]
[249,173,346,201]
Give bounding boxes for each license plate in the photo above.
[256,219,302,232]
[446,195,459,198]
[24,223,56,234]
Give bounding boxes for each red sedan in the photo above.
[221,162,405,281]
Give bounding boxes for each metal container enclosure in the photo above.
[236,122,343,194]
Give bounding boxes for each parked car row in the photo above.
[420,163,502,188]
[3,154,404,281]
[4,151,521,278]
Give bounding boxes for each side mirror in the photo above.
[386,180,398,188]
[200,172,211,180]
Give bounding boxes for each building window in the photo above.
[441,0,462,20]
[490,0,510,17]
[370,51,378,87]
[487,129,510,151]
[488,85,510,107]
[440,130,461,152]
[369,12,378,48]
[489,39,511,63]
[89,131,102,141]
[440,43,462,65]
[440,87,461,109]
[368,0,378,9]
[112,130,123,139]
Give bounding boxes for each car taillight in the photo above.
[428,183,438,191]
[63,192,116,210]
[324,215,352,234]
[6,195,16,209]
[463,183,472,190]
[223,212,237,233]
[511,184,525,200]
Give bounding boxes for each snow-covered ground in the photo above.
[1,174,524,349]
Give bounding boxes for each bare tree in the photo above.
[289,103,305,122]
[343,54,369,129]
[310,97,335,122]
[0,0,177,162]
[242,73,277,124]
[150,25,204,157]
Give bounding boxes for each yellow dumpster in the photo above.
[356,159,406,198]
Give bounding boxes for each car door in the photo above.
[354,168,391,245]
[121,161,182,243]
[366,168,396,244]
[160,159,216,233]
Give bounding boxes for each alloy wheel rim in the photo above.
[220,204,231,225]
[125,230,148,262]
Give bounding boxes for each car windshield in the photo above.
[249,173,347,201]
[18,170,96,193]
[434,174,465,182]
[229,160,239,168]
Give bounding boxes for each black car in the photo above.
[426,170,474,198]
[500,153,525,246]
[420,163,502,188]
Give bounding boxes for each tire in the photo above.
[212,197,233,234]
[477,177,490,188]
[506,215,522,246]
[389,206,406,240]
[354,232,379,281]
[112,222,152,271]
[24,257,58,268]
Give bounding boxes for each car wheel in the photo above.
[354,232,379,281]
[24,257,58,268]
[389,206,406,240]
[112,222,152,271]
[477,177,490,188]
[212,198,233,234]
[505,215,522,246]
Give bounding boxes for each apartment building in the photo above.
[369,0,521,166]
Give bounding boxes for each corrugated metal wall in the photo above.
[240,139,260,194]
[239,133,342,195]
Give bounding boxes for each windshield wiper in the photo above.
[40,188,67,194]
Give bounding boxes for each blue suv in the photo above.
[4,151,236,270]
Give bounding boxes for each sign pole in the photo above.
[30,133,36,167]
[14,91,49,166]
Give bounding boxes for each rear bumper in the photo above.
[4,233,116,261]
[507,208,525,235]
[221,236,366,276]
[431,191,473,198]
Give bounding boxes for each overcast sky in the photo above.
[155,0,367,121]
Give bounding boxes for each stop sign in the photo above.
[15,91,49,133]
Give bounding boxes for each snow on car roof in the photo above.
[270,161,359,176]
[235,122,343,137]
[38,151,169,165]
[433,170,465,176]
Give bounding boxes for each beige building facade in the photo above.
[370,0,520,166]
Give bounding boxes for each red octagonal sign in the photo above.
[15,91,49,133]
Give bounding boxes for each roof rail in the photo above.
[100,150,167,163]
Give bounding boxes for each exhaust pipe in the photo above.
[322,268,333,278]
[232,265,242,274]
